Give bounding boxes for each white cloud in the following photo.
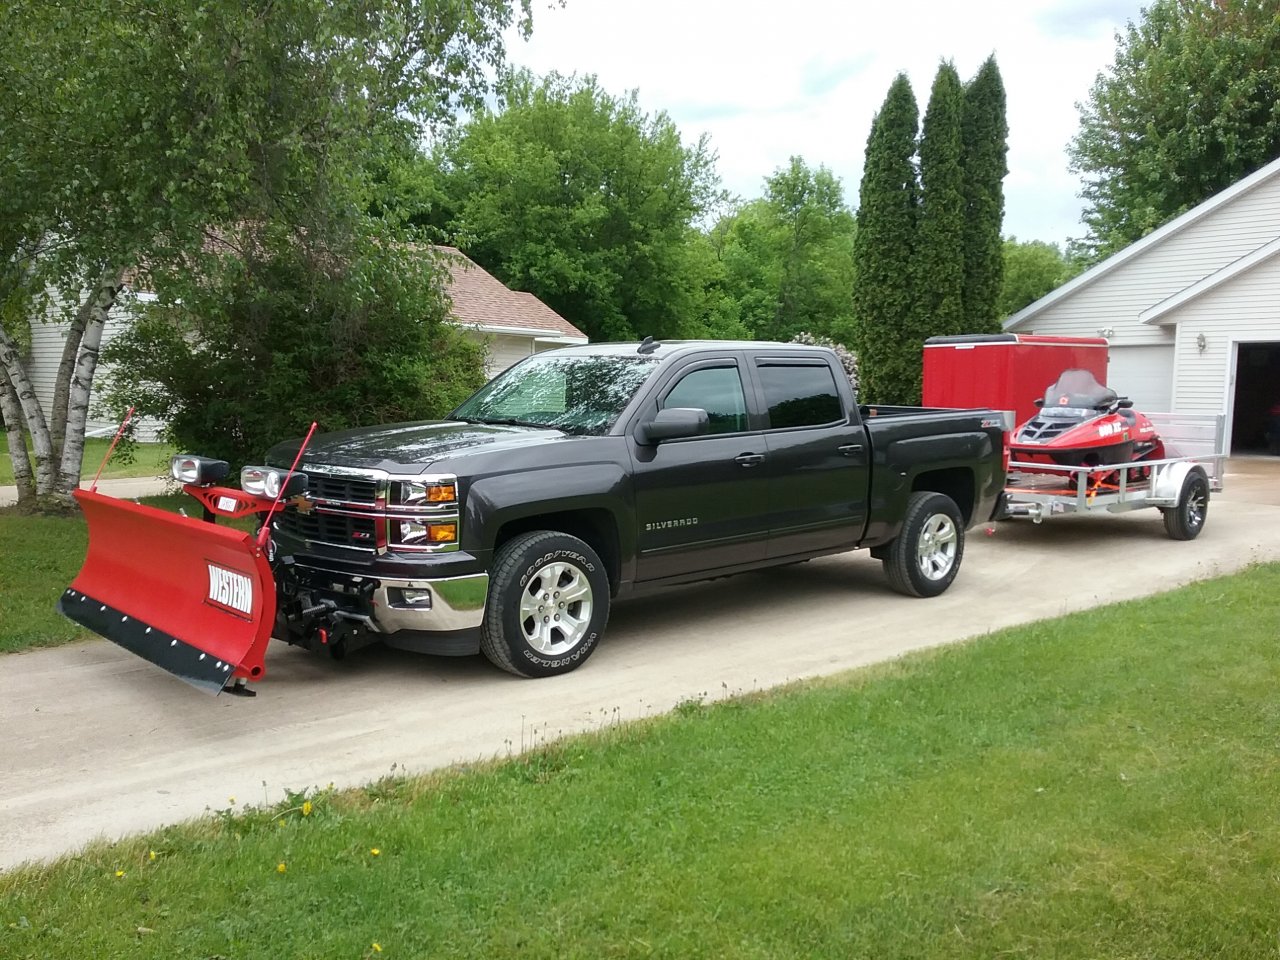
[506,0,1144,246]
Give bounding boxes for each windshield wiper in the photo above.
[454,416,556,430]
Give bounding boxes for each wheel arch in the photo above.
[492,509,622,595]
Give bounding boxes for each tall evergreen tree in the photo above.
[960,56,1008,333]
[852,73,920,403]
[916,62,967,351]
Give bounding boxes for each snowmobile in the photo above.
[1009,369,1165,485]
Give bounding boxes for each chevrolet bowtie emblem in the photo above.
[289,494,315,514]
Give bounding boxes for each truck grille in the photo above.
[276,510,378,549]
[271,465,459,554]
[306,472,378,505]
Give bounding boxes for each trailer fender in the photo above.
[1148,462,1208,506]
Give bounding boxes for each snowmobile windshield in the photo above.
[1036,406,1096,420]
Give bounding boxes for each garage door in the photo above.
[1107,345,1174,411]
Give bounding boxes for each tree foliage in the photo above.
[431,70,723,343]
[852,74,921,404]
[960,57,1009,332]
[998,238,1077,319]
[1070,0,1280,260]
[715,158,856,344]
[917,62,967,344]
[103,239,485,466]
[1,0,524,505]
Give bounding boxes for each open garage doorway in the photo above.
[1231,342,1280,454]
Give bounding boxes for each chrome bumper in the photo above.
[371,572,489,632]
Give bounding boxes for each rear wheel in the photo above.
[1161,471,1209,541]
[481,530,610,677]
[882,492,965,598]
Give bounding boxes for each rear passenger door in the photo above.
[749,356,870,558]
[629,356,770,582]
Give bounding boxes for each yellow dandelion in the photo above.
[148,850,157,862]
[114,869,125,878]
[302,800,313,817]
[277,818,286,828]
[372,943,382,953]
[370,847,381,857]
[276,862,287,874]
[228,796,236,805]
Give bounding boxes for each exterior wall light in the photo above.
[1196,332,1207,353]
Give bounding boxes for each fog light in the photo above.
[393,588,432,608]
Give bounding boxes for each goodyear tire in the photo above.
[882,491,965,598]
[480,531,610,678]
[1161,470,1209,541]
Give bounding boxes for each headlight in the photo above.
[171,455,229,485]
[399,480,457,505]
[240,466,270,496]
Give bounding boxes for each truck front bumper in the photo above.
[371,571,490,632]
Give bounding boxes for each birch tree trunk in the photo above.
[0,363,36,502]
[56,270,125,497]
[49,292,93,461]
[0,321,56,496]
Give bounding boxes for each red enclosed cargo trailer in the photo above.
[923,334,1109,425]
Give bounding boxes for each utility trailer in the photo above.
[1001,414,1226,540]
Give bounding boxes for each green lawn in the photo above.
[0,493,238,653]
[2,564,1278,959]
[0,438,175,487]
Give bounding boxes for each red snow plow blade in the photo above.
[58,488,276,695]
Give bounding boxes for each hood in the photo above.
[266,420,568,473]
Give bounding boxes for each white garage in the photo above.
[1006,154,1280,453]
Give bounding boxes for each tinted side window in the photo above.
[758,364,843,429]
[662,366,748,435]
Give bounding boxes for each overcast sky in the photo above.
[504,0,1146,248]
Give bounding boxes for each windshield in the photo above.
[1036,406,1096,420]
[450,353,660,436]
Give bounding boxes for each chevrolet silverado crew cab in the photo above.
[62,339,1011,692]
[249,339,1008,678]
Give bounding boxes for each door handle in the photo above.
[838,444,865,457]
[735,453,765,467]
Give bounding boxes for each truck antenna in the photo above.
[638,336,660,354]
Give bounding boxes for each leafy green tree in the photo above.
[852,74,921,403]
[960,57,1008,332]
[716,158,856,344]
[431,70,723,342]
[0,0,524,508]
[1071,0,1280,260]
[103,240,485,467]
[917,62,967,343]
[998,238,1076,318]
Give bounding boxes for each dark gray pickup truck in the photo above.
[248,339,1009,678]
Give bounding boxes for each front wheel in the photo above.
[1161,471,1209,541]
[481,530,611,678]
[882,492,966,598]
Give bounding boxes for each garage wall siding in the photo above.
[1170,253,1280,416]
[1015,170,1280,345]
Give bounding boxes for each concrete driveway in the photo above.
[2,468,1278,870]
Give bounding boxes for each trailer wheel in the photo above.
[481,531,610,678]
[883,492,966,598]
[1161,471,1209,541]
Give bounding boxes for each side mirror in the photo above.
[1117,398,1134,409]
[639,407,710,444]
